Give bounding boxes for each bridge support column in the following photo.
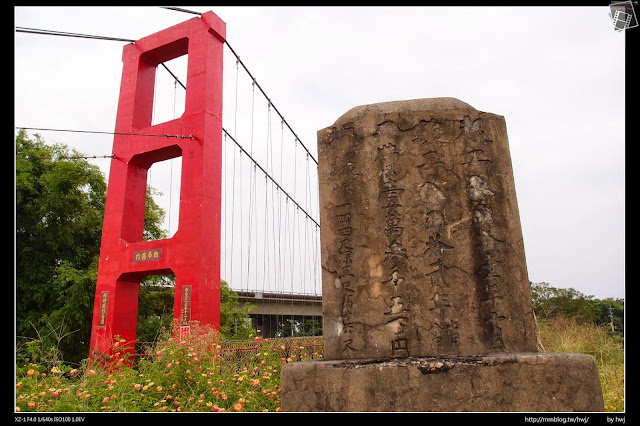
[89,11,226,361]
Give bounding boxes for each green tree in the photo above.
[530,282,624,336]
[530,282,596,322]
[16,130,106,363]
[220,280,256,340]
[276,317,322,338]
[136,277,176,345]
[592,298,624,337]
[15,130,167,364]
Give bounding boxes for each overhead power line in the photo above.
[22,154,115,161]
[16,127,195,140]
[15,27,135,43]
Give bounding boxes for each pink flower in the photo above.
[102,397,110,403]
[69,369,78,376]
[51,391,59,398]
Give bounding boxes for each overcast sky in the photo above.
[14,6,625,300]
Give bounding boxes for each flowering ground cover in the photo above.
[15,324,322,413]
[16,318,623,413]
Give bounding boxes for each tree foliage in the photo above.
[219,280,256,340]
[279,317,323,338]
[530,282,624,337]
[16,130,107,363]
[16,130,255,364]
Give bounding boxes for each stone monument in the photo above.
[281,98,605,412]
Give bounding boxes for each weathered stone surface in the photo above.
[281,353,605,412]
[318,97,538,360]
[281,98,605,412]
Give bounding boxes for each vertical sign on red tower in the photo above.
[180,285,192,339]
[89,11,226,361]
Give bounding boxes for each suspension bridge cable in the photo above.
[246,82,256,292]
[21,10,323,323]
[160,7,202,16]
[18,15,322,300]
[16,23,318,192]
[229,133,237,289]
[16,21,316,163]
[240,144,244,290]
[223,41,318,165]
[222,129,319,228]
[16,124,317,227]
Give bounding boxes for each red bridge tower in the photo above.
[89,11,226,360]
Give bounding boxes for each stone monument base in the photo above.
[281,352,604,412]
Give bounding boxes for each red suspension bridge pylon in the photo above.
[89,11,226,360]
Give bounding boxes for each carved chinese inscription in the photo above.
[459,115,506,351]
[378,143,410,357]
[318,98,538,361]
[332,149,360,355]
